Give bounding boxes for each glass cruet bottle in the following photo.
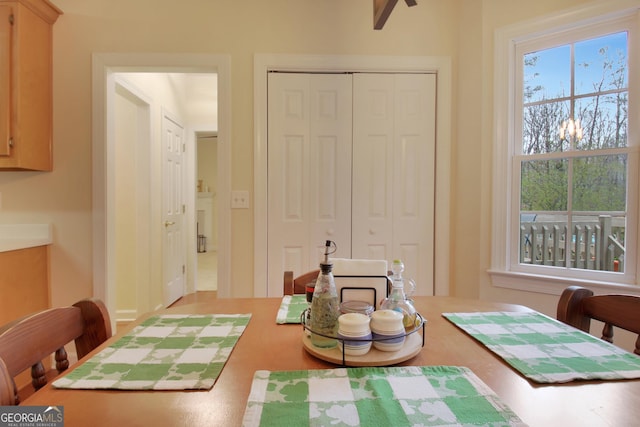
[380,259,418,331]
[309,240,340,348]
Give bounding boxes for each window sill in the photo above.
[488,269,640,296]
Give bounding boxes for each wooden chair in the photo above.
[557,285,640,355]
[283,269,320,295]
[0,298,112,404]
[284,263,393,302]
[283,269,392,295]
[0,358,13,406]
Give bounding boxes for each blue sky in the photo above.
[524,31,628,103]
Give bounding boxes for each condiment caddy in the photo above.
[302,244,425,366]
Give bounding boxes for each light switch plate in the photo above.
[231,190,249,209]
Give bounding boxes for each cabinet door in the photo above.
[0,5,11,157]
[0,0,59,171]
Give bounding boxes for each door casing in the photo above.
[92,53,232,326]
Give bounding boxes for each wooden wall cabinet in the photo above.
[0,0,61,171]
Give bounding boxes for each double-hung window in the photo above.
[492,2,640,292]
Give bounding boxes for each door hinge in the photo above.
[8,14,14,25]
[8,137,13,148]
[182,143,186,152]
[182,204,186,213]
[182,265,186,274]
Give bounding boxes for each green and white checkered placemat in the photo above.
[242,366,526,427]
[443,311,640,384]
[52,314,251,390]
[276,295,308,324]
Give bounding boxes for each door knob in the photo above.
[164,221,175,227]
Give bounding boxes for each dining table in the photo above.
[22,296,640,426]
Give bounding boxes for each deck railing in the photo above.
[519,215,625,272]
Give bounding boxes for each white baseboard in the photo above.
[116,309,138,323]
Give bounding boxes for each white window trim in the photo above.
[490,0,640,296]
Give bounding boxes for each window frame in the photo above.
[490,1,640,295]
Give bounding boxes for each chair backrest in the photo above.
[284,259,392,307]
[283,270,320,295]
[0,358,13,406]
[557,285,640,355]
[0,298,112,404]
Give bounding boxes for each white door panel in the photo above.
[267,73,352,296]
[309,76,352,260]
[394,74,436,295]
[162,112,185,306]
[352,74,395,262]
[352,73,436,295]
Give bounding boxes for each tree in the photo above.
[521,37,628,213]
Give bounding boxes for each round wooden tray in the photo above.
[302,331,424,367]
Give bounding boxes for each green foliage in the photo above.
[572,156,626,211]
[521,156,626,212]
[521,160,567,211]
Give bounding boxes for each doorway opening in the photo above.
[195,131,218,293]
[92,53,231,327]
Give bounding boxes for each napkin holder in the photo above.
[332,258,390,309]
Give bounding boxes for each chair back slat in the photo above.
[0,298,111,404]
[284,270,319,295]
[0,307,84,376]
[73,299,112,359]
[557,286,640,355]
[0,358,14,405]
[582,295,640,335]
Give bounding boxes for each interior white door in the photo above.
[162,111,186,306]
[267,72,353,296]
[352,73,436,296]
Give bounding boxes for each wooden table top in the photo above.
[23,296,640,426]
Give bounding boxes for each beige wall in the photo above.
[1,0,621,325]
[197,137,217,197]
[197,136,217,249]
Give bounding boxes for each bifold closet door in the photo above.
[267,72,353,296]
[351,73,436,296]
[267,72,436,297]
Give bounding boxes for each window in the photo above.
[492,2,639,292]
